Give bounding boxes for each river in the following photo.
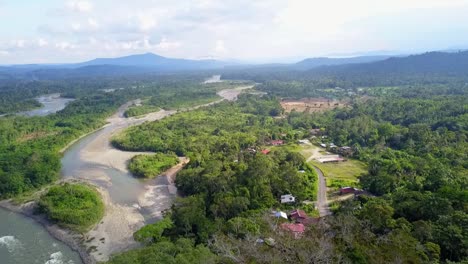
[0,85,253,263]
[0,209,81,264]
[17,94,75,117]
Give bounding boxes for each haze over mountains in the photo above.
[1,50,468,80]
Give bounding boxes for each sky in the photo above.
[1,0,468,64]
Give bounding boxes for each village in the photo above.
[249,127,367,240]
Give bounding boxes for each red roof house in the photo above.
[339,187,357,195]
[290,209,308,221]
[280,223,305,239]
[261,149,271,155]
[290,210,321,225]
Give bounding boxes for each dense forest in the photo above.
[0,75,240,198]
[0,51,467,263]
[108,70,466,262]
[0,93,128,198]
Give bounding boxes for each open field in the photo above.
[311,159,367,188]
[280,98,348,113]
[299,143,367,188]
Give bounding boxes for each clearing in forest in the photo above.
[280,98,348,113]
[300,144,366,188]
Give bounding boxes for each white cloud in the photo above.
[3,0,468,63]
[37,38,48,47]
[14,40,26,48]
[214,40,227,54]
[71,23,81,31]
[67,0,93,12]
[87,18,99,29]
[135,13,158,32]
[55,41,76,50]
[155,37,181,51]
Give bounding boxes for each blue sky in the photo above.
[1,0,468,64]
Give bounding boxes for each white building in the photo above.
[281,194,296,204]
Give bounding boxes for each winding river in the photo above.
[0,85,252,264]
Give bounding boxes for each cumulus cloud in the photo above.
[3,0,468,63]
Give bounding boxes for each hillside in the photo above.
[313,51,468,75]
[293,55,389,70]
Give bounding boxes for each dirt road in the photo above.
[313,166,331,217]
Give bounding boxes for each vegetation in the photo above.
[37,183,104,232]
[312,159,366,188]
[0,75,238,198]
[290,85,467,262]
[0,93,128,198]
[1,55,467,263]
[107,238,218,264]
[111,79,466,263]
[128,153,179,178]
[124,105,160,117]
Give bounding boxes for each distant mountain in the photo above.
[75,52,230,70]
[224,55,391,71]
[293,55,390,70]
[313,51,468,75]
[0,53,234,79]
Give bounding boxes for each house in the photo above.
[280,223,305,239]
[280,194,296,204]
[269,140,284,146]
[320,143,327,148]
[289,210,321,225]
[340,187,358,195]
[261,149,271,155]
[290,209,308,222]
[339,146,354,156]
[316,155,346,163]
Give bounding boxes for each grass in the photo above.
[128,153,179,178]
[124,105,161,117]
[297,143,367,189]
[311,159,367,188]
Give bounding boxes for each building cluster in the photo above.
[274,209,320,239]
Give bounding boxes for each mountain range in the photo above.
[1,50,468,79]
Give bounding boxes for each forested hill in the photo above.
[293,55,389,70]
[222,51,468,88]
[312,51,468,75]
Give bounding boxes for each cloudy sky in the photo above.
[1,0,468,64]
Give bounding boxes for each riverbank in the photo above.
[0,182,95,264]
[0,85,253,263]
